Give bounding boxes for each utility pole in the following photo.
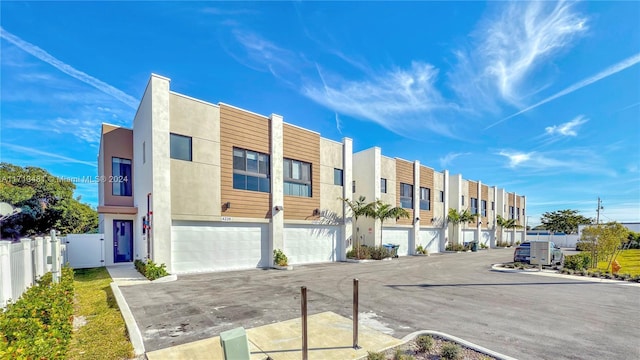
[596,197,603,224]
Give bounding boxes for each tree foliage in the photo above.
[0,163,98,238]
[370,200,410,244]
[447,208,477,246]
[579,222,629,270]
[540,209,592,234]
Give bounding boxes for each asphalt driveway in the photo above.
[120,249,640,359]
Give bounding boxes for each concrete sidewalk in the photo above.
[146,311,403,360]
[107,265,150,286]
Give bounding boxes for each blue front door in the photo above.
[113,220,133,263]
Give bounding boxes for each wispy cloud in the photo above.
[545,115,588,136]
[303,62,456,137]
[0,27,138,109]
[451,1,587,110]
[202,7,256,16]
[2,143,96,167]
[498,150,533,168]
[335,113,343,134]
[488,52,640,128]
[439,152,470,168]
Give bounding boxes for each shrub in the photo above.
[480,243,488,249]
[273,249,289,266]
[367,351,385,360]
[618,273,630,281]
[348,245,371,260]
[134,259,169,280]
[393,349,416,360]
[416,245,428,255]
[370,246,391,260]
[0,267,74,359]
[446,243,466,252]
[416,335,434,353]
[440,342,462,360]
[564,253,591,271]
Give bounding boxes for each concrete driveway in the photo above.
[120,248,640,359]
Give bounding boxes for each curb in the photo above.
[401,330,518,360]
[151,274,178,283]
[491,264,640,287]
[110,282,146,356]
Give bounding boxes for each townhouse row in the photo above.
[98,74,526,273]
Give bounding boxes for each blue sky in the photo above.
[1,1,639,225]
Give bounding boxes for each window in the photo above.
[420,187,430,211]
[381,178,387,194]
[352,181,356,193]
[481,200,487,217]
[334,168,343,186]
[517,207,521,220]
[142,141,146,164]
[284,158,311,197]
[461,195,465,206]
[170,133,192,161]
[470,197,478,214]
[439,191,445,202]
[233,148,270,192]
[509,206,515,219]
[400,183,413,209]
[491,201,495,210]
[112,157,132,196]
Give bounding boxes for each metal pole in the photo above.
[353,278,359,349]
[301,286,308,360]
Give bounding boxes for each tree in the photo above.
[339,195,374,257]
[370,200,410,245]
[541,209,592,234]
[580,222,629,270]
[447,208,477,246]
[496,215,513,245]
[0,163,98,238]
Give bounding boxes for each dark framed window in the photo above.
[334,168,343,186]
[400,183,413,209]
[233,148,270,192]
[112,157,132,196]
[439,190,445,202]
[481,200,487,217]
[517,207,521,220]
[509,206,515,219]
[284,158,311,197]
[461,195,465,206]
[420,187,430,211]
[380,178,387,194]
[352,181,356,193]
[491,201,495,210]
[170,133,192,161]
[470,197,478,214]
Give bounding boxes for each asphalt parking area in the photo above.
[120,248,640,360]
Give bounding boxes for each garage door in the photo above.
[462,230,476,243]
[480,231,492,247]
[381,227,410,256]
[418,229,441,254]
[283,225,340,264]
[171,221,268,273]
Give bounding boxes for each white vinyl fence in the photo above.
[0,233,65,309]
[526,233,580,248]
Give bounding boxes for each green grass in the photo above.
[68,268,134,360]
[596,249,640,276]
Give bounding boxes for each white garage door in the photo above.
[171,221,268,273]
[381,227,410,256]
[462,230,476,243]
[418,229,441,254]
[481,231,492,247]
[283,225,340,265]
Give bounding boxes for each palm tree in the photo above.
[370,199,410,245]
[496,215,511,246]
[339,196,374,258]
[447,208,477,247]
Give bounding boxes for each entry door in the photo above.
[113,220,133,263]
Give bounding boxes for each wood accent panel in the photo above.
[419,166,434,225]
[102,126,134,207]
[283,124,321,220]
[468,181,478,199]
[481,185,489,228]
[395,159,414,225]
[219,104,271,218]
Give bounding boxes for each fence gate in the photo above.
[65,234,104,269]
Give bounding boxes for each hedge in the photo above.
[0,267,74,359]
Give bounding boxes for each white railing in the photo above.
[0,232,65,309]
